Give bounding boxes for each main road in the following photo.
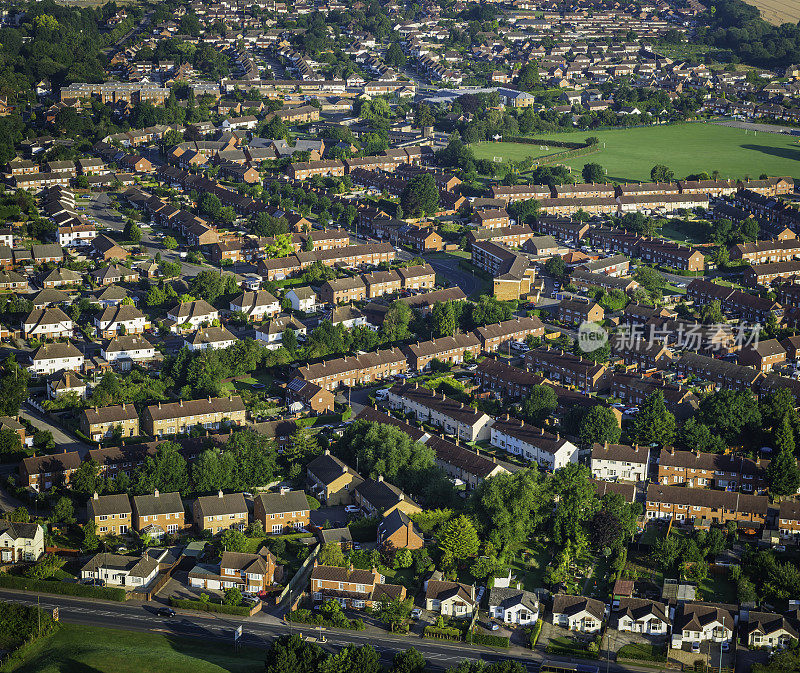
[0,589,669,673]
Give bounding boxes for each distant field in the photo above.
[744,0,800,25]
[5,625,264,673]
[470,123,800,182]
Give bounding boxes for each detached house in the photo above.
[672,603,735,648]
[377,508,424,551]
[611,598,669,635]
[552,594,605,633]
[0,521,44,563]
[425,580,476,617]
[189,549,281,593]
[23,307,73,339]
[80,552,159,587]
[306,450,364,505]
[488,588,539,626]
[166,300,219,332]
[353,476,421,517]
[310,562,406,609]
[746,612,799,650]
[29,342,84,376]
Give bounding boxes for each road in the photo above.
[20,403,92,456]
[0,589,669,673]
[425,254,484,298]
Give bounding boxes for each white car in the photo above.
[345,505,360,514]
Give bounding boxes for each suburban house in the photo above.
[285,378,335,415]
[591,443,650,482]
[189,549,281,593]
[672,603,735,648]
[102,335,156,369]
[23,307,73,339]
[377,508,424,551]
[87,492,132,536]
[286,286,319,313]
[490,416,579,470]
[425,580,476,617]
[611,598,670,635]
[253,490,310,534]
[551,594,605,632]
[29,342,84,376]
[80,404,140,442]
[20,452,81,491]
[0,521,44,563]
[93,304,148,337]
[141,396,246,437]
[306,450,364,505]
[487,587,540,626]
[745,612,799,650]
[166,300,219,332]
[310,562,406,609]
[80,552,159,587]
[131,490,186,538]
[352,476,421,517]
[229,290,280,321]
[193,491,248,534]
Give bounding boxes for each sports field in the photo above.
[470,123,800,182]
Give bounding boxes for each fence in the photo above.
[277,543,319,611]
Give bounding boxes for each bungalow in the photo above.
[488,587,539,626]
[552,594,605,632]
[80,552,159,587]
[425,580,476,617]
[611,598,669,635]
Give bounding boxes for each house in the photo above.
[29,342,84,376]
[23,307,73,339]
[474,316,545,353]
[551,594,605,632]
[47,371,86,400]
[488,588,539,626]
[591,443,650,482]
[426,434,510,490]
[646,484,768,527]
[141,396,246,437]
[285,377,335,415]
[778,500,800,539]
[286,286,319,313]
[230,290,280,321]
[377,508,424,551]
[672,602,735,648]
[298,348,407,390]
[0,522,44,563]
[255,315,307,350]
[94,304,148,338]
[80,404,140,442]
[402,333,481,371]
[80,552,159,587]
[189,549,281,592]
[425,580,476,617]
[193,491,248,534]
[306,450,364,505]
[167,300,219,332]
[326,305,365,329]
[310,563,406,609]
[318,277,367,304]
[102,335,156,370]
[184,326,238,352]
[19,451,81,491]
[253,489,310,534]
[352,476,421,517]
[387,382,494,443]
[132,490,186,537]
[559,299,604,325]
[746,612,799,649]
[611,598,669,635]
[91,264,137,286]
[87,492,132,536]
[490,416,578,470]
[738,339,787,372]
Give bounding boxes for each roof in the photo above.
[255,490,309,515]
[0,520,40,540]
[591,442,649,465]
[144,396,244,421]
[194,491,247,517]
[80,552,158,579]
[487,587,538,612]
[87,493,132,518]
[82,403,138,426]
[307,451,361,485]
[646,483,768,516]
[310,563,377,585]
[167,300,217,320]
[31,341,82,362]
[611,597,669,624]
[354,477,417,512]
[132,491,184,517]
[552,593,605,619]
[426,579,475,605]
[378,507,422,541]
[674,602,736,633]
[389,382,489,426]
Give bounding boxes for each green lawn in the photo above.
[508,542,551,591]
[3,625,265,673]
[470,122,800,182]
[700,573,737,604]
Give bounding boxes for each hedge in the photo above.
[286,608,365,630]
[423,625,462,641]
[545,642,600,659]
[466,632,510,648]
[0,575,126,602]
[528,619,544,649]
[169,597,251,616]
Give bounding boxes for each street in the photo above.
[20,403,91,456]
[0,589,673,673]
[425,254,484,298]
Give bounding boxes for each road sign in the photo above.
[234,625,242,642]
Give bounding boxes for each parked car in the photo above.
[156,607,176,618]
[490,623,500,631]
[411,608,422,619]
[691,642,701,653]
[83,578,106,587]
[345,505,360,514]
[721,641,730,652]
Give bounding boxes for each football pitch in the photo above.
[470,122,800,182]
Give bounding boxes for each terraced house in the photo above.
[474,315,545,353]
[141,396,246,437]
[80,403,140,442]
[297,348,407,390]
[645,484,768,527]
[490,416,579,470]
[402,333,481,371]
[253,489,310,534]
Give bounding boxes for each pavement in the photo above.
[0,588,679,673]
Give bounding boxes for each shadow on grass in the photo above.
[740,143,800,162]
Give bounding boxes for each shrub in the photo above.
[285,608,365,630]
[528,619,543,649]
[423,625,462,641]
[169,597,251,616]
[0,575,125,602]
[465,632,510,648]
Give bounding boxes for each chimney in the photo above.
[158,401,161,409]
[218,490,224,498]
[324,449,330,456]
[154,489,160,498]
[377,475,384,482]
[179,399,183,407]
[604,441,608,449]
[93,492,99,500]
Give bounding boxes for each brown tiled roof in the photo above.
[132,491,184,517]
[82,403,138,425]
[646,483,768,515]
[144,396,244,421]
[194,491,247,517]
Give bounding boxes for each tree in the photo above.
[700,299,724,325]
[391,648,426,673]
[378,597,413,632]
[544,256,566,280]
[0,356,29,417]
[52,497,75,524]
[437,514,480,562]
[223,587,242,606]
[582,163,605,183]
[696,389,761,444]
[589,509,623,551]
[578,405,621,447]
[317,542,347,567]
[263,634,324,673]
[629,391,676,446]
[774,412,796,454]
[548,463,598,547]
[220,528,247,553]
[0,427,21,456]
[135,442,189,495]
[400,173,439,217]
[124,220,141,243]
[516,62,540,91]
[469,555,496,580]
[382,300,412,342]
[163,236,178,250]
[634,266,664,296]
[385,42,407,68]
[768,446,800,496]
[651,164,674,182]
[192,448,236,494]
[521,385,558,425]
[71,459,103,498]
[83,520,99,552]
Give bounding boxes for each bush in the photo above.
[465,631,510,648]
[0,574,125,601]
[423,625,462,641]
[169,597,251,616]
[528,619,543,649]
[285,608,365,630]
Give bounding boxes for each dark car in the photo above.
[156,607,176,618]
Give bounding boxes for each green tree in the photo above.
[385,42,407,68]
[317,542,347,567]
[629,391,676,446]
[469,555,496,580]
[223,587,242,606]
[696,389,761,444]
[548,463,598,547]
[83,520,99,552]
[437,514,480,562]
[578,405,621,447]
[768,448,800,497]
[400,173,439,217]
[220,528,247,553]
[0,427,21,456]
[516,62,540,91]
[52,497,75,524]
[582,163,605,183]
[135,442,189,495]
[700,299,724,324]
[521,385,558,425]
[163,236,178,250]
[0,356,29,417]
[544,256,566,280]
[391,647,426,673]
[124,220,141,243]
[650,164,674,182]
[774,413,796,454]
[71,459,103,498]
[378,597,413,632]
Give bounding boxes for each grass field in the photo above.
[744,0,800,25]
[470,123,800,182]
[3,625,265,673]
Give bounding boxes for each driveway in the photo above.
[311,506,348,529]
